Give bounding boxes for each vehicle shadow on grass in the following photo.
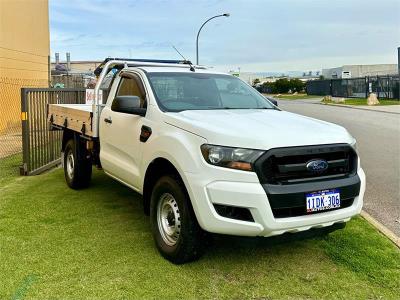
[88,171,332,259]
[62,171,400,297]
[203,226,339,265]
[211,227,334,249]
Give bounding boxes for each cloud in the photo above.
[50,0,400,72]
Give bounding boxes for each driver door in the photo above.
[100,72,147,189]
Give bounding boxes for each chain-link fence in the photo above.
[0,77,48,180]
[51,74,87,88]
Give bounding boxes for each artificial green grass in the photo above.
[1,169,399,299]
[270,94,322,100]
[0,152,22,186]
[322,98,400,106]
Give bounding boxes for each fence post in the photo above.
[20,88,30,175]
[377,76,381,99]
[48,55,51,87]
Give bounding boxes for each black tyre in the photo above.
[64,138,92,189]
[150,175,206,264]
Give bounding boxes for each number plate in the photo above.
[306,189,340,213]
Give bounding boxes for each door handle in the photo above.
[104,117,112,124]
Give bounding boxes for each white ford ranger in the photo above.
[48,59,365,264]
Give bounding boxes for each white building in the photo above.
[322,64,397,79]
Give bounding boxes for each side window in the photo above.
[115,76,147,108]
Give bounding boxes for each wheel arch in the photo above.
[142,157,187,215]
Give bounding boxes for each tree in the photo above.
[289,79,305,93]
[260,78,305,94]
[252,78,260,86]
[274,78,290,93]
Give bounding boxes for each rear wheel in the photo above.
[64,138,92,189]
[150,175,206,264]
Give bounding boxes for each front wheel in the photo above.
[150,175,206,264]
[64,139,92,189]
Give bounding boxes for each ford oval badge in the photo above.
[306,159,329,173]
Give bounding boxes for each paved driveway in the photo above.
[278,99,400,236]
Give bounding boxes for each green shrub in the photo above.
[262,78,305,94]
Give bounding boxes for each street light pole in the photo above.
[196,13,230,65]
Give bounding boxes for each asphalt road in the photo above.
[278,99,400,236]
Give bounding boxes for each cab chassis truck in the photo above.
[47,58,365,264]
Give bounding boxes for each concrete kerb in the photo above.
[361,210,400,249]
[318,102,400,115]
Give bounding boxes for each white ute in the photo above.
[48,59,365,264]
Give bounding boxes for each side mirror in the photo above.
[111,96,146,116]
[264,96,278,106]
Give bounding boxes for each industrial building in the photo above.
[322,64,397,79]
[0,0,50,135]
[51,53,102,75]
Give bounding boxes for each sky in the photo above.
[50,0,400,73]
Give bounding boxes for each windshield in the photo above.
[146,72,274,112]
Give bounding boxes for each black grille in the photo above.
[255,144,358,185]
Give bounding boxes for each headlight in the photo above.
[200,144,264,171]
[349,139,360,170]
[350,139,357,151]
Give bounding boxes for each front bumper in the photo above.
[184,167,365,237]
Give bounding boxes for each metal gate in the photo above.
[331,78,367,98]
[20,88,86,175]
[369,76,399,99]
[307,75,400,99]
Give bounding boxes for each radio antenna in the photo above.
[172,45,195,72]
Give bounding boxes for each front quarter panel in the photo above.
[139,117,207,192]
